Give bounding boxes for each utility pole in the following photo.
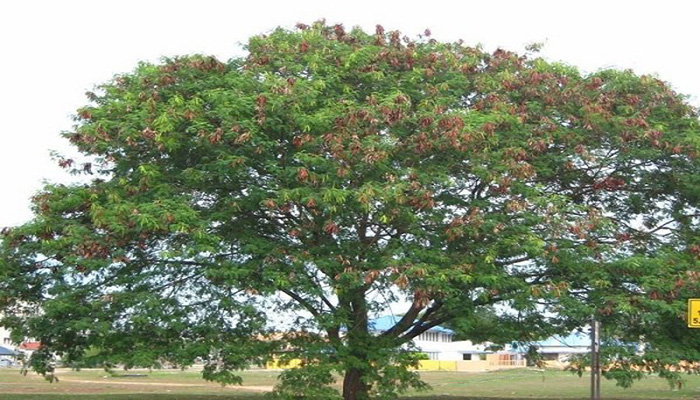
[590,317,601,400]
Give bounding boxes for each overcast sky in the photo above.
[1,0,698,228]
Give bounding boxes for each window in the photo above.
[420,332,440,342]
[3,338,11,345]
[495,354,521,365]
[462,353,472,361]
[418,331,454,342]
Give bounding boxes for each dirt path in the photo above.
[57,378,273,392]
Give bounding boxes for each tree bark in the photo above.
[340,288,371,400]
[343,367,370,400]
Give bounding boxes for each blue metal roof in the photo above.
[535,331,590,348]
[0,346,18,356]
[370,315,454,334]
[509,331,591,353]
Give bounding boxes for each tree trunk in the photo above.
[340,287,371,400]
[343,368,370,400]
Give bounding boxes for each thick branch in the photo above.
[400,313,453,342]
[416,299,444,326]
[391,300,445,342]
[281,289,322,319]
[379,300,425,339]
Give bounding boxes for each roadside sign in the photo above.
[689,299,700,328]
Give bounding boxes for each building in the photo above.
[534,331,590,364]
[18,342,41,360]
[507,330,591,368]
[0,346,19,366]
[0,324,12,347]
[370,316,491,361]
[0,315,39,363]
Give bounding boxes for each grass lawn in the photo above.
[1,367,699,399]
[405,369,700,399]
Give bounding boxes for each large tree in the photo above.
[1,21,699,399]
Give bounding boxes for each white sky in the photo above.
[1,0,699,228]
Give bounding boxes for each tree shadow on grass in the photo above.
[0,395,260,400]
[0,394,683,400]
[407,397,677,400]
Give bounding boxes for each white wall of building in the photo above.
[0,325,13,347]
[412,335,488,361]
[540,345,588,355]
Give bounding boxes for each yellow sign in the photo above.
[689,299,700,328]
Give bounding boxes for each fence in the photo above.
[265,355,526,372]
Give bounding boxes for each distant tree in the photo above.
[1,21,699,399]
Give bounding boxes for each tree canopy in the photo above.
[1,21,700,400]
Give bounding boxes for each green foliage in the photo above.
[1,20,700,399]
[272,364,341,399]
